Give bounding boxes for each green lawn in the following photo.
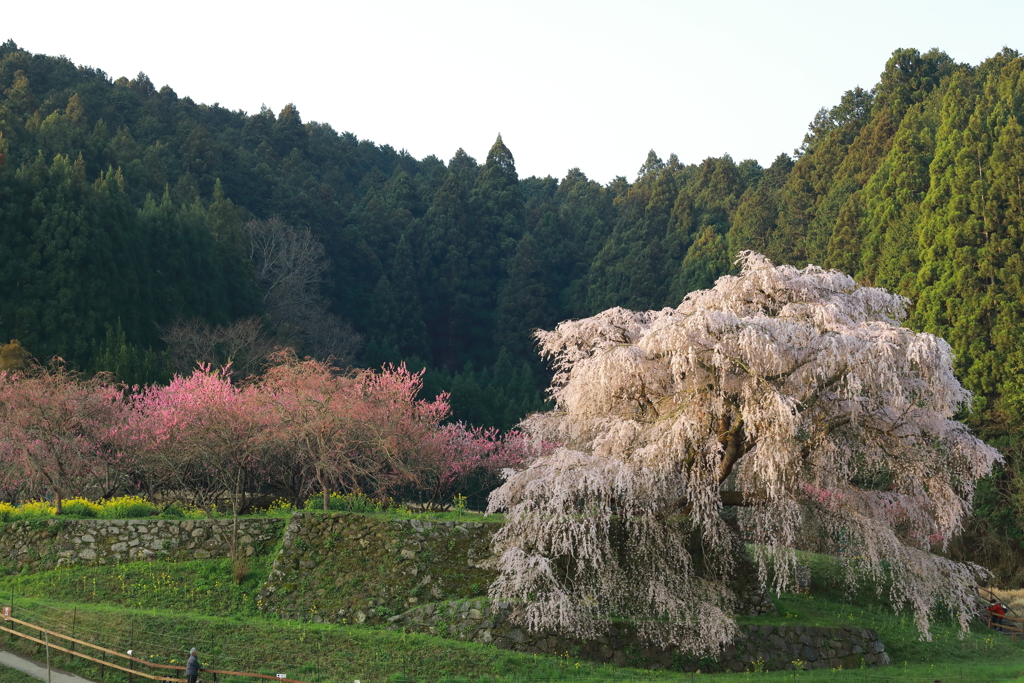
[291,508,505,524]
[3,582,1021,683]
[0,508,503,527]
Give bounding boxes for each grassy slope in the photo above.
[0,515,1022,682]
[3,595,1023,683]
[0,557,271,616]
[0,667,37,683]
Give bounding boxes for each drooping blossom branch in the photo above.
[488,252,1001,652]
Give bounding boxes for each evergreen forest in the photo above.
[2,42,1024,549]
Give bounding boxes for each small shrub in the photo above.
[0,501,15,522]
[303,491,394,513]
[62,497,101,518]
[452,493,467,516]
[159,502,205,519]
[98,495,157,519]
[159,503,186,518]
[11,500,56,521]
[266,498,294,514]
[232,556,249,585]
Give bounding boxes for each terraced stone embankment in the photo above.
[256,512,498,624]
[390,598,889,672]
[0,517,284,573]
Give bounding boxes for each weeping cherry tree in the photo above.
[487,252,1001,655]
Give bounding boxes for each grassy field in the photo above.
[0,505,503,526]
[0,518,1022,682]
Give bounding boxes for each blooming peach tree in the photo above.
[257,353,509,510]
[126,364,274,566]
[356,361,453,495]
[256,352,368,509]
[418,424,537,511]
[487,253,1001,654]
[0,363,127,511]
[256,353,443,509]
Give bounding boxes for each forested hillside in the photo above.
[2,41,1024,452]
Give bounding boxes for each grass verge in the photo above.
[0,556,272,618]
[1,526,1021,682]
[0,665,38,683]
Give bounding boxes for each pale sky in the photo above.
[5,0,1023,184]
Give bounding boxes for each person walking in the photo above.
[185,648,201,683]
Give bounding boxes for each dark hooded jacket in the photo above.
[186,654,200,677]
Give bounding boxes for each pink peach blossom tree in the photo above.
[0,363,128,512]
[257,354,460,509]
[126,364,273,562]
[257,352,373,509]
[418,424,538,511]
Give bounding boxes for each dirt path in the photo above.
[0,649,96,683]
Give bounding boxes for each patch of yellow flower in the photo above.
[0,495,175,521]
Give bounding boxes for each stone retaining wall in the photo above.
[0,512,888,672]
[258,513,775,625]
[0,517,284,573]
[257,512,498,624]
[390,598,890,672]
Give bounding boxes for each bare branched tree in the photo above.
[160,316,276,378]
[241,217,361,364]
[298,310,362,364]
[488,252,1001,655]
[242,217,328,326]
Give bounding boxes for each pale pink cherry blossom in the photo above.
[488,252,1000,654]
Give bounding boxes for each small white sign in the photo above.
[276,675,287,679]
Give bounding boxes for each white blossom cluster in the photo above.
[488,253,1000,653]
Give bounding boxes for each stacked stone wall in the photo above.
[258,513,775,625]
[0,517,284,573]
[390,598,890,672]
[256,512,498,624]
[1,512,889,672]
